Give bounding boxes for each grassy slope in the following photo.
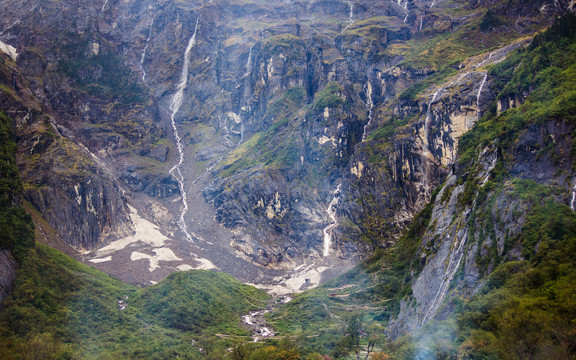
[0,243,269,359]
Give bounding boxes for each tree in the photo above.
[229,342,249,360]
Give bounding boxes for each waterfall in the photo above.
[476,51,495,69]
[421,234,467,325]
[362,81,374,141]
[239,44,255,146]
[342,1,354,33]
[140,16,155,83]
[419,14,424,31]
[168,18,199,242]
[323,184,342,257]
[430,0,437,8]
[101,0,108,13]
[423,90,441,152]
[244,44,254,79]
[394,0,409,22]
[476,73,488,120]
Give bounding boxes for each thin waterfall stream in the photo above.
[342,1,354,33]
[423,89,441,153]
[362,81,374,141]
[476,73,488,119]
[421,234,467,324]
[323,184,341,257]
[140,15,155,83]
[168,18,199,242]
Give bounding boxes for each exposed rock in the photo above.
[0,250,17,309]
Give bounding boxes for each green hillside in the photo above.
[0,244,269,359]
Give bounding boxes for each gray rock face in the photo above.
[389,115,575,336]
[0,250,17,309]
[0,0,570,286]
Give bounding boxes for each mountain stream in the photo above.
[168,18,199,242]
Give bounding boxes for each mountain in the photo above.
[1,0,576,358]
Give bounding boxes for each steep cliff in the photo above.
[388,14,576,338]
[0,0,575,358]
[0,0,572,287]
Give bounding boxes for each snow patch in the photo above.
[89,256,112,263]
[0,40,18,61]
[97,205,169,255]
[131,248,181,272]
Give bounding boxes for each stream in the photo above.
[242,296,292,341]
[323,184,342,257]
[361,80,374,141]
[168,18,199,242]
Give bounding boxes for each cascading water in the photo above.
[168,18,199,242]
[101,0,108,13]
[421,234,467,325]
[140,16,155,83]
[342,1,354,33]
[239,44,255,146]
[476,50,496,69]
[244,44,254,79]
[423,90,441,153]
[361,81,374,141]
[394,0,409,23]
[476,73,488,119]
[323,184,341,257]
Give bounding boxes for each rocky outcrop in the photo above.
[389,100,576,336]
[0,43,135,251]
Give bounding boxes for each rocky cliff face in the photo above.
[0,40,134,251]
[0,0,571,290]
[386,13,576,334]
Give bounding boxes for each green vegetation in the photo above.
[459,13,576,166]
[218,87,308,178]
[57,35,146,105]
[133,270,269,334]
[0,112,35,261]
[313,82,343,110]
[0,244,269,359]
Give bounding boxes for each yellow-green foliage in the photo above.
[261,34,305,55]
